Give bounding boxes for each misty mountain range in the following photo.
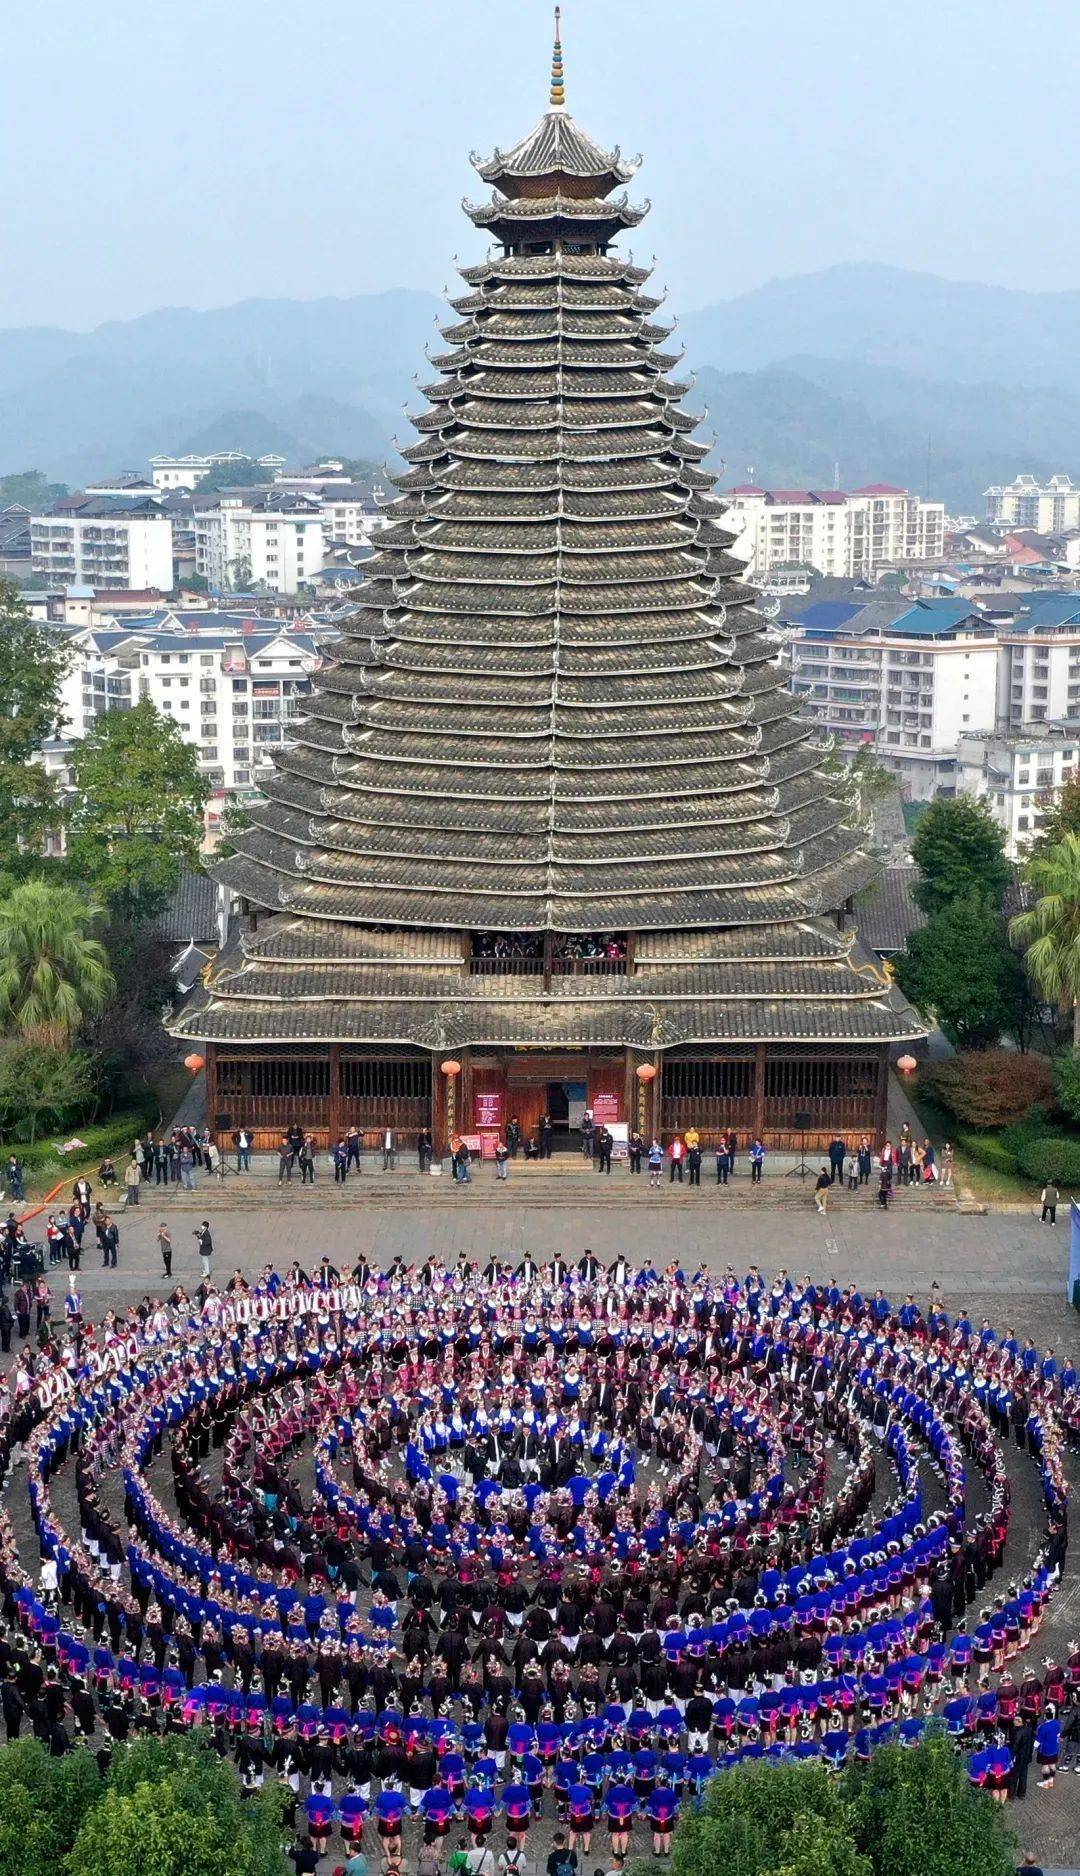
[3,263,1080,509]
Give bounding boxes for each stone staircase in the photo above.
[136,1154,960,1213]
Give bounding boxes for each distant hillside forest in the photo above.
[4,264,1080,506]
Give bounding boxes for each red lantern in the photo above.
[635,1063,657,1082]
[184,1053,205,1074]
[440,1059,462,1077]
[897,1054,918,1076]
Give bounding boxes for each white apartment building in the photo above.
[30,499,174,590]
[721,485,945,581]
[57,612,327,809]
[790,597,999,799]
[317,484,389,548]
[150,451,287,491]
[194,491,325,595]
[957,725,1080,855]
[984,473,1080,532]
[150,455,214,491]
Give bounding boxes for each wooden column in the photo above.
[205,1044,219,1143]
[460,1048,474,1135]
[650,1051,662,1141]
[328,1043,343,1146]
[874,1043,891,1146]
[752,1043,766,1142]
[432,1054,448,1157]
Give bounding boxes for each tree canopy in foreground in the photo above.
[651,1738,1015,1876]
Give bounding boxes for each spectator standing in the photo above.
[647,1139,663,1188]
[827,1134,846,1184]
[1041,1181,1059,1226]
[158,1224,172,1278]
[194,1221,213,1280]
[124,1158,141,1207]
[749,1138,765,1183]
[668,1137,685,1184]
[814,1166,831,1217]
[101,1215,119,1268]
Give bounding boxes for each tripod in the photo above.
[784,1110,814,1181]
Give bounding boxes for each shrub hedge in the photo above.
[924,1050,1054,1127]
[4,1110,157,1183]
[1015,1135,1080,1185]
[955,1133,1019,1175]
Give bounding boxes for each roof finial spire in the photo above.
[550,6,565,109]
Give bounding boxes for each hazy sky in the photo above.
[5,0,1079,330]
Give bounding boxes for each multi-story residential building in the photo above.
[30,497,174,590]
[721,485,945,582]
[312,483,388,548]
[789,596,999,799]
[56,611,329,816]
[0,504,31,574]
[957,723,1080,854]
[194,490,325,595]
[986,591,1080,729]
[984,473,1080,532]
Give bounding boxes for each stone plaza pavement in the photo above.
[85,1179,1071,1309]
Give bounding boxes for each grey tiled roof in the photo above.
[855,867,927,955]
[152,869,218,945]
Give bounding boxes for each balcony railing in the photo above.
[551,956,627,976]
[468,956,544,976]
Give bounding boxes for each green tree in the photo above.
[845,1735,1014,1876]
[196,458,275,494]
[670,1759,867,1876]
[894,892,1022,1049]
[0,877,114,1046]
[911,796,1010,916]
[66,699,209,924]
[820,747,896,830]
[661,1742,1014,1876]
[0,469,67,507]
[0,1737,100,1876]
[68,1739,288,1876]
[0,580,67,864]
[1011,831,1080,1047]
[0,1038,98,1142]
[1053,1047,1080,1122]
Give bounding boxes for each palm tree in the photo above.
[0,878,114,1047]
[1010,831,1080,1046]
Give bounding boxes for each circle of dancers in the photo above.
[0,1251,1076,1861]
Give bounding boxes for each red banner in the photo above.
[475,1090,503,1130]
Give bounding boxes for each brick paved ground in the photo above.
[13,1183,1080,1868]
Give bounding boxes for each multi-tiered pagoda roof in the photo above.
[176,23,921,1054]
